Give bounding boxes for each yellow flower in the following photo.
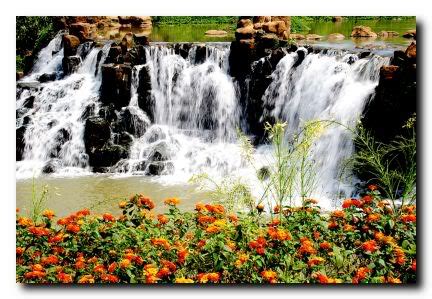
[175,277,194,283]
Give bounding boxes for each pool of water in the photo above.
[16,175,210,217]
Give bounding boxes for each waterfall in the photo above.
[16,42,111,178]
[261,48,390,206]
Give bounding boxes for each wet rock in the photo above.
[129,16,152,28]
[16,125,27,161]
[380,65,400,80]
[289,33,305,40]
[116,132,134,148]
[262,21,287,36]
[63,34,81,56]
[253,16,272,23]
[328,33,345,40]
[146,161,174,176]
[22,96,35,109]
[237,19,253,28]
[42,159,61,174]
[378,31,399,38]
[100,63,132,109]
[359,51,371,59]
[98,104,118,122]
[174,43,191,59]
[205,30,228,36]
[137,65,153,120]
[133,33,150,46]
[350,26,377,38]
[405,41,416,61]
[235,26,256,40]
[117,106,149,137]
[147,141,172,162]
[62,56,81,75]
[121,32,134,54]
[69,22,97,42]
[84,117,111,151]
[38,72,56,83]
[80,103,96,121]
[306,34,323,40]
[106,45,123,64]
[293,49,306,68]
[90,144,129,168]
[402,29,416,39]
[77,41,94,60]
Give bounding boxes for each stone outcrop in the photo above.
[328,33,345,40]
[69,22,97,42]
[100,63,132,109]
[205,30,228,36]
[378,31,399,38]
[306,34,323,40]
[403,29,416,39]
[350,26,377,38]
[63,35,81,56]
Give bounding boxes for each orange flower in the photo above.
[102,213,115,222]
[228,214,238,223]
[101,274,120,283]
[78,275,95,284]
[175,277,194,283]
[298,238,317,255]
[362,195,373,204]
[261,270,277,283]
[256,203,265,212]
[156,267,171,278]
[307,256,325,267]
[268,218,280,227]
[93,264,106,274]
[151,238,171,250]
[273,205,280,214]
[411,259,416,272]
[32,264,44,272]
[177,248,188,264]
[66,224,80,234]
[332,210,345,218]
[42,209,55,219]
[342,198,360,209]
[366,214,381,223]
[197,215,216,224]
[352,267,371,283]
[137,195,155,210]
[403,205,416,214]
[16,247,25,255]
[319,241,332,251]
[118,201,127,209]
[207,272,220,282]
[75,256,86,270]
[234,253,249,268]
[401,214,416,223]
[28,226,51,237]
[206,225,221,234]
[161,260,177,272]
[41,255,59,266]
[268,227,291,241]
[145,275,159,283]
[197,239,206,249]
[157,214,169,225]
[48,233,64,243]
[387,277,402,284]
[368,184,378,191]
[76,208,91,217]
[343,224,355,232]
[24,270,46,280]
[119,259,131,269]
[313,272,330,283]
[393,247,406,265]
[57,272,73,283]
[17,217,33,227]
[108,262,117,273]
[164,197,180,206]
[361,240,378,253]
[327,221,338,229]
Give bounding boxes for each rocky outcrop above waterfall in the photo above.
[350,26,378,38]
[100,63,132,109]
[362,42,416,142]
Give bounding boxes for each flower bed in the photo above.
[16,187,416,284]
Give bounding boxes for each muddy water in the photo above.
[16,175,210,217]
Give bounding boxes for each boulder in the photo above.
[38,72,56,83]
[16,72,24,81]
[332,16,343,22]
[205,30,228,36]
[121,32,134,54]
[16,126,26,161]
[42,159,61,174]
[137,65,153,120]
[90,144,129,168]
[22,96,35,109]
[253,16,271,23]
[133,33,150,46]
[115,132,134,148]
[118,16,132,25]
[328,33,345,40]
[289,33,306,40]
[257,33,279,49]
[235,26,256,40]
[350,26,377,38]
[306,34,323,40]
[405,41,416,60]
[378,31,399,38]
[147,141,172,162]
[380,65,400,80]
[63,35,81,56]
[129,16,152,28]
[98,104,118,123]
[146,161,174,176]
[270,16,291,33]
[106,45,123,64]
[117,106,149,137]
[237,18,253,28]
[100,63,132,109]
[62,56,81,75]
[402,29,416,39]
[84,117,111,151]
[69,22,97,42]
[262,21,287,36]
[253,23,263,30]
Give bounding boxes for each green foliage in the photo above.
[29,177,49,224]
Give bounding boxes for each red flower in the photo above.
[66,224,80,234]
[362,195,373,204]
[137,195,155,210]
[411,259,416,272]
[101,274,120,283]
[361,240,378,253]
[157,214,169,225]
[401,214,416,223]
[368,184,378,191]
[41,255,59,266]
[352,267,371,283]
[102,213,115,222]
[57,272,73,283]
[319,241,332,251]
[108,262,117,273]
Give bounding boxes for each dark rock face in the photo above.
[22,96,35,109]
[16,126,27,161]
[116,107,149,137]
[137,65,153,120]
[84,117,111,151]
[146,161,174,176]
[38,72,57,83]
[63,34,81,56]
[90,144,128,168]
[62,56,81,75]
[100,63,132,109]
[362,46,416,142]
[42,159,61,174]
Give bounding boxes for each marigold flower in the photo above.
[206,225,221,234]
[41,255,59,266]
[107,262,117,273]
[368,184,378,191]
[102,213,115,222]
[195,202,207,212]
[76,208,91,217]
[16,247,25,255]
[32,264,44,272]
[75,258,86,270]
[17,217,33,227]
[198,215,216,224]
[177,248,188,264]
[319,241,332,251]
[78,274,95,284]
[228,214,238,223]
[157,214,169,225]
[307,256,325,267]
[144,264,158,276]
[366,214,381,223]
[197,239,206,249]
[118,201,127,209]
[101,274,120,283]
[374,231,385,241]
[256,203,265,212]
[145,275,159,283]
[268,227,291,241]
[157,267,171,278]
[164,197,180,206]
[48,233,64,243]
[313,272,330,283]
[403,205,416,214]
[42,209,55,219]
[93,264,105,274]
[162,260,177,272]
[66,224,80,234]
[362,240,378,253]
[387,277,402,284]
[327,221,338,229]
[411,259,416,272]
[298,238,317,255]
[313,231,320,239]
[207,272,220,282]
[57,272,73,283]
[175,277,194,283]
[332,210,345,218]
[273,205,280,214]
[342,198,361,209]
[401,214,416,223]
[261,270,277,283]
[352,267,371,283]
[393,247,406,265]
[362,195,373,204]
[343,224,355,232]
[151,238,171,250]
[137,195,155,210]
[268,218,280,227]
[24,270,46,280]
[119,259,131,269]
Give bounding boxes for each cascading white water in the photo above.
[261,48,390,207]
[122,44,242,178]
[16,42,111,179]
[29,31,65,78]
